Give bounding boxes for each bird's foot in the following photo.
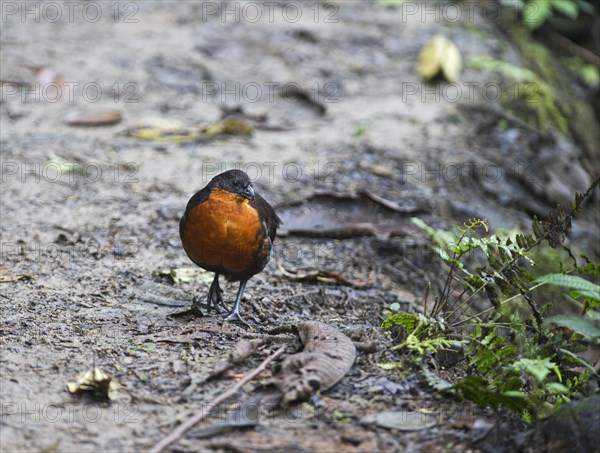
[223,310,250,328]
[206,282,228,314]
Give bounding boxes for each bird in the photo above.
[179,169,281,326]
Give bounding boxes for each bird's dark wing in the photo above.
[251,193,282,242]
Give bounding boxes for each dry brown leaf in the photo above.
[209,338,268,380]
[275,321,356,405]
[276,191,424,238]
[65,110,122,127]
[276,261,372,287]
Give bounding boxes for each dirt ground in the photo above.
[1,1,598,452]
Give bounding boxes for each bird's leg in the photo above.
[171,273,223,318]
[224,280,249,327]
[206,273,226,313]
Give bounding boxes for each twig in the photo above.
[148,345,286,453]
[276,260,371,287]
[550,31,600,67]
[451,283,546,327]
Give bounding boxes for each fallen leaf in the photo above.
[46,153,86,175]
[370,164,393,177]
[417,35,462,82]
[125,117,254,142]
[66,367,119,400]
[358,161,392,177]
[0,273,31,283]
[276,261,372,287]
[159,267,214,284]
[66,110,122,127]
[275,321,356,405]
[276,191,425,238]
[361,411,437,431]
[203,116,254,139]
[125,118,200,142]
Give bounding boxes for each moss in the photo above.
[504,24,600,157]
[468,22,599,157]
[467,54,569,134]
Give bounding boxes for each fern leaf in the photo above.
[544,315,600,339]
[534,274,600,299]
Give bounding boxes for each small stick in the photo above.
[148,345,285,453]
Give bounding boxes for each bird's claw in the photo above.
[206,294,227,313]
[223,310,250,328]
[206,276,228,313]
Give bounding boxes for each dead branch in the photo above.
[148,345,285,453]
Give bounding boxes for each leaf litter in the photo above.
[276,191,426,238]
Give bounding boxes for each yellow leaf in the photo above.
[159,267,213,284]
[0,273,31,283]
[66,367,119,400]
[417,35,462,82]
[202,117,254,140]
[125,118,200,142]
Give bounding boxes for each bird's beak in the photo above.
[245,185,255,200]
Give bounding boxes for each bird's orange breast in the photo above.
[181,188,266,275]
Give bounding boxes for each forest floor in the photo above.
[1,1,598,452]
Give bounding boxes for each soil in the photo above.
[1,2,597,452]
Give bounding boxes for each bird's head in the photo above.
[210,169,255,201]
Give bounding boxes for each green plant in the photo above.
[383,177,600,420]
[382,313,465,362]
[374,0,403,9]
[353,125,367,137]
[501,0,596,30]
[467,54,569,134]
